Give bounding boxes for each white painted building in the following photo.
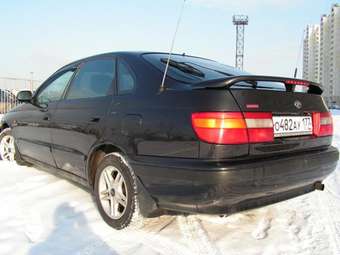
[320,14,331,102]
[303,25,320,83]
[303,4,340,107]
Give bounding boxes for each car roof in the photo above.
[85,51,214,60]
[58,51,216,71]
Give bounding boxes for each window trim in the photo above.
[63,56,116,101]
[117,57,137,95]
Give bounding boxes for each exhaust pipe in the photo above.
[314,181,325,191]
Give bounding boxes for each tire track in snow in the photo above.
[289,195,327,254]
[75,228,194,255]
[251,209,272,240]
[177,215,222,255]
[317,190,340,255]
[74,216,193,255]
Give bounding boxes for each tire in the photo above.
[0,128,27,165]
[94,153,144,230]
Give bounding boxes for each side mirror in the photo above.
[17,90,33,103]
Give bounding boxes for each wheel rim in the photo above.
[98,166,128,220]
[0,135,15,161]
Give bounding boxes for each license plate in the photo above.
[272,116,313,137]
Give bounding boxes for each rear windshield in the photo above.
[143,53,293,91]
[143,53,248,83]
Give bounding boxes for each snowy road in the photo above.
[0,113,339,255]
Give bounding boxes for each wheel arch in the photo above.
[86,142,127,189]
[87,142,159,218]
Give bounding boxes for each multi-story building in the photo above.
[320,14,331,102]
[303,24,320,83]
[303,4,340,107]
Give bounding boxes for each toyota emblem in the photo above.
[294,100,302,109]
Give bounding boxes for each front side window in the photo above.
[117,60,135,94]
[36,70,75,105]
[66,59,115,100]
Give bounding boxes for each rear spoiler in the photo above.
[192,75,323,95]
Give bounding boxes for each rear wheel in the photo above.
[94,153,144,230]
[0,128,26,165]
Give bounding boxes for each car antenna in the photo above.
[159,0,187,93]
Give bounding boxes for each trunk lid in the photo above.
[231,88,331,156]
[194,76,332,157]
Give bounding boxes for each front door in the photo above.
[14,69,75,166]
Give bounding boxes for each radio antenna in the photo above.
[160,0,187,93]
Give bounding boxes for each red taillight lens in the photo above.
[244,112,274,143]
[191,112,273,144]
[312,112,333,137]
[191,112,248,144]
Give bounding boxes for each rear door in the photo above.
[51,57,115,178]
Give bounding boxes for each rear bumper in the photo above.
[131,147,339,214]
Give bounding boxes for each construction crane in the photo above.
[233,15,249,70]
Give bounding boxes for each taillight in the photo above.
[312,112,333,137]
[244,112,274,143]
[191,112,248,144]
[191,112,273,145]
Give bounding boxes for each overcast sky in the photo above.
[0,0,335,81]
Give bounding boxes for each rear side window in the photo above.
[117,60,135,94]
[66,59,115,100]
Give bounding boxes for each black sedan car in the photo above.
[0,52,338,229]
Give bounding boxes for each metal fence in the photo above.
[0,77,41,114]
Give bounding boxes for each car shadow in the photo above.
[28,202,117,255]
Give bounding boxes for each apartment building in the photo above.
[303,4,340,107]
[303,24,320,83]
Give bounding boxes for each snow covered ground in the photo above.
[0,114,339,255]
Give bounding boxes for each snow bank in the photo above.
[0,118,339,255]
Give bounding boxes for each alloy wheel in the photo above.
[98,165,128,220]
[0,135,16,161]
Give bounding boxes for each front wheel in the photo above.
[94,153,144,230]
[0,128,26,165]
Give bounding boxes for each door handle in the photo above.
[90,117,100,123]
[43,115,50,121]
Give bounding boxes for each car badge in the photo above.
[294,100,302,109]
